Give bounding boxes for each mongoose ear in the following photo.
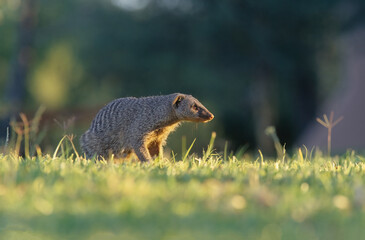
[173,95,185,108]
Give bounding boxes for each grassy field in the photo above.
[1,138,365,240]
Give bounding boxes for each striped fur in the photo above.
[80,93,214,162]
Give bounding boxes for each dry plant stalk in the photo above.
[316,111,343,157]
[19,113,30,158]
[11,123,23,157]
[9,107,46,158]
[53,134,80,161]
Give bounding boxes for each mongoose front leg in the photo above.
[133,143,152,162]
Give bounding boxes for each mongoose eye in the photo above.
[192,104,199,111]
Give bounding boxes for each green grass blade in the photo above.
[182,138,196,162]
[53,135,67,159]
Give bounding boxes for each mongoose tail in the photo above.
[80,93,214,162]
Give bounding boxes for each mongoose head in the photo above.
[172,94,214,123]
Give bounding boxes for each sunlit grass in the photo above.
[1,146,365,240]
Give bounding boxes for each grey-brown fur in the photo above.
[80,93,214,161]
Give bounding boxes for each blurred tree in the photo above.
[1,0,37,141]
[5,0,37,114]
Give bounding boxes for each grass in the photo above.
[1,139,365,240]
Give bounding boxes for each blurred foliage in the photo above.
[1,0,365,152]
[30,43,83,108]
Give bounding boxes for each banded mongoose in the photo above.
[80,93,214,161]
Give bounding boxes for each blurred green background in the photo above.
[1,0,365,155]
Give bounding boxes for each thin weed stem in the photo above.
[316,111,343,157]
[224,141,228,162]
[265,126,285,161]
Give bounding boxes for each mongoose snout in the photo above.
[199,110,214,122]
[80,93,214,162]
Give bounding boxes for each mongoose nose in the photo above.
[209,114,214,120]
